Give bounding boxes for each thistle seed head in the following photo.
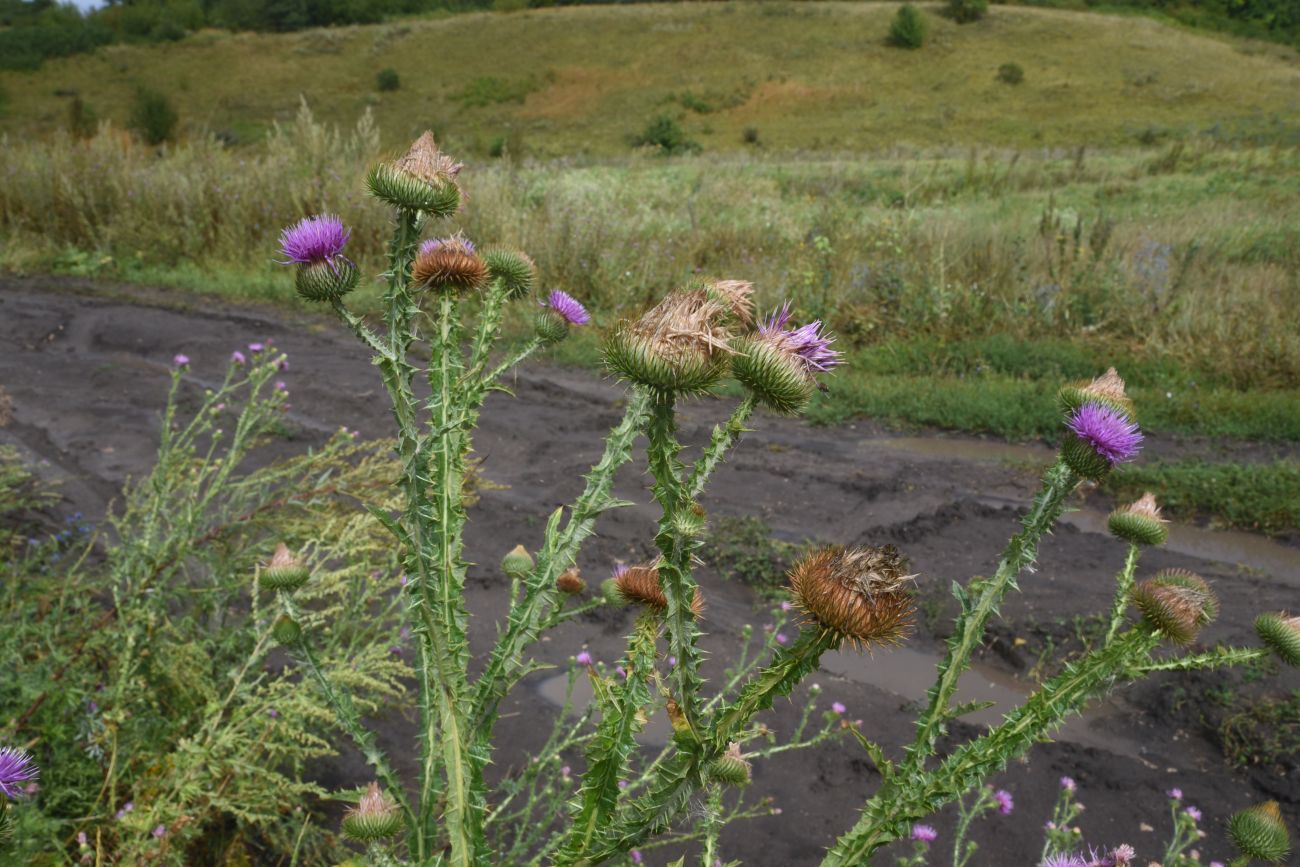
[704,279,756,325]
[412,235,489,295]
[1108,492,1169,546]
[788,545,916,648]
[614,562,704,618]
[341,782,403,842]
[260,543,310,591]
[556,568,586,595]
[1228,801,1291,864]
[366,132,462,216]
[1255,612,1300,667]
[1130,569,1217,645]
[1058,367,1135,417]
[604,289,736,394]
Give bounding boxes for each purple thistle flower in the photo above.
[911,824,938,842]
[831,701,847,715]
[666,655,678,668]
[152,824,166,838]
[0,746,38,799]
[275,380,288,393]
[1167,787,1182,800]
[172,353,189,367]
[994,789,1014,815]
[546,289,590,326]
[231,350,246,365]
[775,632,789,645]
[1066,403,1142,465]
[575,651,593,666]
[248,342,265,353]
[278,215,351,268]
[1184,806,1201,822]
[630,851,642,864]
[420,236,476,255]
[780,600,793,611]
[759,302,843,374]
[1041,855,1088,867]
[1060,776,1077,792]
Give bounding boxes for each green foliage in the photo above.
[888,3,928,49]
[0,355,410,864]
[66,95,97,138]
[130,87,178,145]
[376,66,401,91]
[997,62,1025,84]
[1219,689,1300,771]
[947,0,988,23]
[704,515,802,592]
[455,75,539,108]
[1103,460,1300,535]
[630,114,701,155]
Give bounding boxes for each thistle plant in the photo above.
[273,132,1294,865]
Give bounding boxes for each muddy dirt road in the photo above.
[2,277,1297,865]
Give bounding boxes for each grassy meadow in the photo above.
[1,2,1298,530]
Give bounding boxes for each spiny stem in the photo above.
[687,394,756,500]
[1105,542,1140,644]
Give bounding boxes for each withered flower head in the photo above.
[412,234,489,295]
[1108,491,1169,546]
[614,562,704,618]
[1059,366,1135,418]
[341,782,403,842]
[556,567,586,595]
[604,289,736,393]
[260,542,310,591]
[1255,612,1300,667]
[788,545,916,647]
[706,279,756,325]
[366,131,463,216]
[706,742,752,786]
[1130,569,1217,645]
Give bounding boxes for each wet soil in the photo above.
[2,276,1297,866]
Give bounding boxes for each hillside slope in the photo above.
[2,1,1298,154]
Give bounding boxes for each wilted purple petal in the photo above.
[759,302,842,373]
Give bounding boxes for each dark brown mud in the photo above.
[2,276,1297,866]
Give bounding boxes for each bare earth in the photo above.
[2,277,1297,865]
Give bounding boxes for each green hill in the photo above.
[2,2,1298,155]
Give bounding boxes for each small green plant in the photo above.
[742,126,760,145]
[947,0,988,23]
[66,95,97,138]
[704,514,802,593]
[129,87,178,145]
[376,66,401,91]
[997,62,1025,85]
[630,113,701,155]
[889,3,928,49]
[1219,689,1300,771]
[455,75,538,107]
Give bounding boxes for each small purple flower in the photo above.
[1060,776,1076,792]
[248,342,265,353]
[561,765,571,778]
[1041,856,1087,867]
[759,302,843,374]
[275,380,288,392]
[77,832,88,846]
[267,708,279,718]
[0,747,39,799]
[630,851,642,864]
[781,600,793,611]
[831,701,846,715]
[667,656,677,668]
[615,665,627,679]
[775,632,789,645]
[420,236,475,255]
[1167,787,1182,800]
[911,824,938,842]
[278,214,351,269]
[172,354,189,367]
[1184,806,1201,822]
[1066,403,1142,465]
[617,779,628,790]
[152,824,166,839]
[575,651,593,666]
[231,350,246,364]
[994,789,1014,815]
[1112,844,1136,864]
[545,289,590,326]
[279,358,289,371]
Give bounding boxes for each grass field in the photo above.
[1,2,1299,155]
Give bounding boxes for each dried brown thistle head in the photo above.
[788,545,916,647]
[614,562,705,618]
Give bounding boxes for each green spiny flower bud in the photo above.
[342,782,403,842]
[601,576,625,606]
[536,309,571,344]
[1108,492,1169,546]
[732,303,843,414]
[706,743,752,787]
[260,543,310,592]
[670,504,706,539]
[366,132,462,216]
[502,545,534,580]
[1058,367,1136,419]
[482,248,537,299]
[295,258,358,304]
[1130,569,1217,645]
[1255,612,1300,667]
[271,614,302,646]
[604,288,734,395]
[1228,801,1291,864]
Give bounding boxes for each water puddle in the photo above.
[873,436,1053,466]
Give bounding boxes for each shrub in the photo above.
[742,125,761,145]
[129,87,178,145]
[630,113,701,155]
[997,62,1025,84]
[947,0,987,23]
[67,96,98,138]
[376,66,400,91]
[888,3,927,49]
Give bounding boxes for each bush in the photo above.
[130,87,178,145]
[946,0,987,23]
[67,96,98,138]
[888,3,927,48]
[630,113,701,155]
[376,66,400,91]
[997,62,1025,85]
[742,126,761,146]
